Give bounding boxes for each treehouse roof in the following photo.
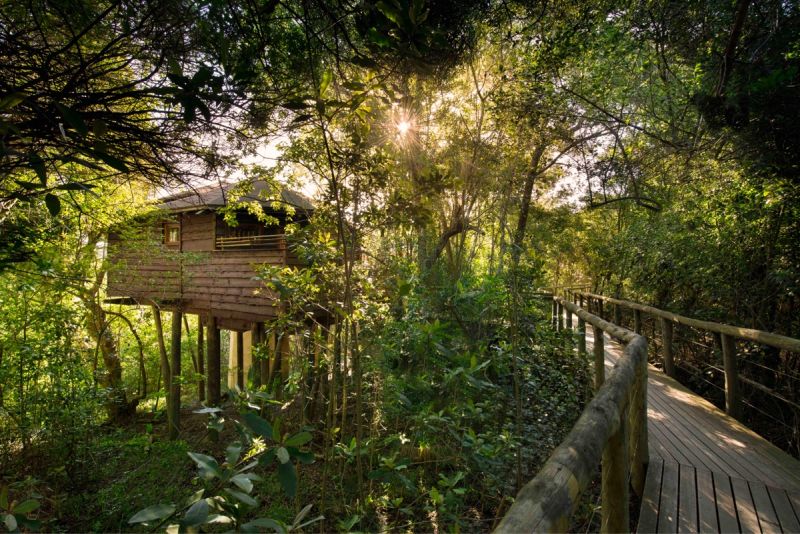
[157,180,314,214]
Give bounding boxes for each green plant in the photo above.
[128,410,319,531]
[0,485,40,533]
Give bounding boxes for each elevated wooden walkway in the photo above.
[595,334,800,534]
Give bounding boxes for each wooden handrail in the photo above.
[496,296,648,533]
[572,290,800,420]
[573,291,800,353]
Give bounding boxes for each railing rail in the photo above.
[571,291,800,421]
[496,296,648,533]
[215,234,286,250]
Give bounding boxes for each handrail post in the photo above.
[602,409,630,533]
[634,309,642,335]
[593,325,605,391]
[557,302,564,331]
[660,318,675,377]
[566,307,573,330]
[721,334,742,419]
[551,298,558,329]
[614,303,622,326]
[629,341,648,497]
[578,317,586,356]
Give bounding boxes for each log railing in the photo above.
[496,296,648,533]
[571,291,800,422]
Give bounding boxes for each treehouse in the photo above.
[105,181,315,405]
[106,181,313,328]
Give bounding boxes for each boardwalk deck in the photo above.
[588,333,800,534]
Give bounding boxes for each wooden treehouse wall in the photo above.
[106,211,302,328]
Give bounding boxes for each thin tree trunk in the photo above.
[152,306,171,409]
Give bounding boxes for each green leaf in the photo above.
[29,154,46,185]
[55,103,88,136]
[94,151,129,172]
[3,513,17,531]
[242,412,272,440]
[376,1,402,26]
[319,70,333,98]
[14,180,39,191]
[44,194,60,216]
[0,93,25,110]
[277,462,297,498]
[284,431,312,448]
[225,489,257,507]
[231,474,253,493]
[0,486,7,509]
[242,517,286,533]
[181,498,208,527]
[367,27,391,48]
[92,119,108,137]
[55,182,95,192]
[188,452,221,480]
[289,449,315,464]
[225,444,242,465]
[282,99,311,110]
[276,446,290,464]
[192,407,223,414]
[128,504,176,524]
[12,500,38,515]
[351,56,379,69]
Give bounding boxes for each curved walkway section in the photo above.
[592,333,800,534]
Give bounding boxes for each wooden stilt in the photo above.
[197,316,205,402]
[207,317,221,406]
[236,331,244,389]
[259,326,270,387]
[169,310,182,440]
[250,323,262,388]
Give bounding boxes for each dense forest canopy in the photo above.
[1,0,798,530]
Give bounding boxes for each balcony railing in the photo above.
[215,234,286,250]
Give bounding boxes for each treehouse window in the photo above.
[164,223,180,246]
[214,213,283,250]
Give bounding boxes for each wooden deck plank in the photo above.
[658,461,681,533]
[646,373,775,485]
[647,369,800,490]
[581,324,800,534]
[787,491,800,528]
[696,468,719,534]
[638,458,664,534]
[646,392,736,475]
[714,472,740,534]
[731,477,761,533]
[749,482,781,533]
[772,489,800,534]
[678,464,699,533]
[767,487,800,533]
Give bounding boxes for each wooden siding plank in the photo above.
[749,482,780,533]
[658,461,680,533]
[714,472,740,534]
[731,477,760,533]
[678,463,698,533]
[637,458,663,534]
[696,468,718,534]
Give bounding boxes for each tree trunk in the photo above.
[152,306,171,409]
[511,145,546,265]
[82,279,130,422]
